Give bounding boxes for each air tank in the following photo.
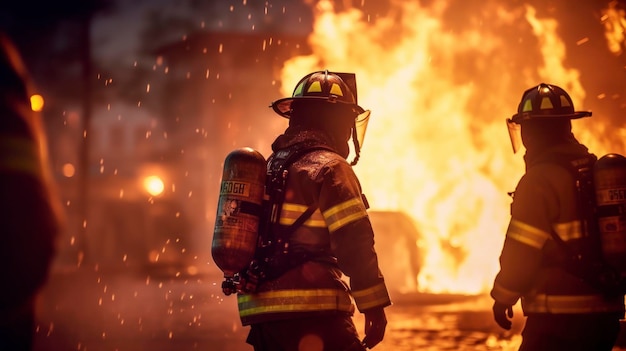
[594,153,626,274]
[212,147,266,288]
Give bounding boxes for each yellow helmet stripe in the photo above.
[293,81,306,97]
[522,99,533,112]
[329,83,344,96]
[540,96,554,110]
[307,81,322,93]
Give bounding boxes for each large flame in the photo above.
[602,0,626,56]
[278,0,626,294]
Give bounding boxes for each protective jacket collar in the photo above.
[271,127,341,156]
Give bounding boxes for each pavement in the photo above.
[31,262,626,351]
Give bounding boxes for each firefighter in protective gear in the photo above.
[491,83,624,350]
[0,33,62,350]
[240,70,391,351]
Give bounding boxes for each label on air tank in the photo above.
[220,180,250,197]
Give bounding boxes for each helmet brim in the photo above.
[510,110,592,124]
[270,96,365,118]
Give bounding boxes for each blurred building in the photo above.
[51,29,311,275]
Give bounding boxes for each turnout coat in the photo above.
[237,130,391,326]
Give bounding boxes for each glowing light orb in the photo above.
[30,94,44,112]
[143,175,164,196]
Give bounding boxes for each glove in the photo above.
[492,301,513,330]
[362,307,387,349]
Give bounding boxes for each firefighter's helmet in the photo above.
[506,83,591,154]
[270,70,371,166]
[509,83,592,124]
[271,70,365,118]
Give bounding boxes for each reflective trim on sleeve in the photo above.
[506,218,551,249]
[553,220,583,242]
[279,203,326,228]
[237,289,354,317]
[491,282,521,306]
[351,282,391,311]
[323,198,367,233]
[522,294,625,314]
[0,136,41,178]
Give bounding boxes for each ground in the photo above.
[32,263,626,351]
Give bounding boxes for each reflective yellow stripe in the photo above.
[281,202,308,214]
[237,289,354,317]
[522,294,624,314]
[506,219,550,249]
[323,198,367,233]
[351,282,391,311]
[553,220,583,241]
[491,282,521,305]
[279,203,326,227]
[0,136,41,177]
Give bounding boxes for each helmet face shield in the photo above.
[506,118,522,154]
[346,109,371,166]
[355,110,371,148]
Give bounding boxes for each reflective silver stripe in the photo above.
[237,289,354,317]
[553,220,583,242]
[506,219,550,249]
[522,294,625,314]
[351,282,390,311]
[323,198,367,233]
[279,203,326,227]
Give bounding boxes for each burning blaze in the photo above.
[602,0,626,56]
[278,0,626,294]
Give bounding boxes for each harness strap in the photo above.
[264,144,336,244]
[250,144,338,282]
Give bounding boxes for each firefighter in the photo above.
[239,70,391,350]
[491,83,625,350]
[0,33,62,350]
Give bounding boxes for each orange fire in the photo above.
[602,0,626,56]
[278,0,626,294]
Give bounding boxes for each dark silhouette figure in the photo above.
[0,33,62,350]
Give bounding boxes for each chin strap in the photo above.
[350,125,361,166]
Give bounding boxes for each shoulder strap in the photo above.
[251,145,338,282]
[266,144,336,225]
[261,144,336,244]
